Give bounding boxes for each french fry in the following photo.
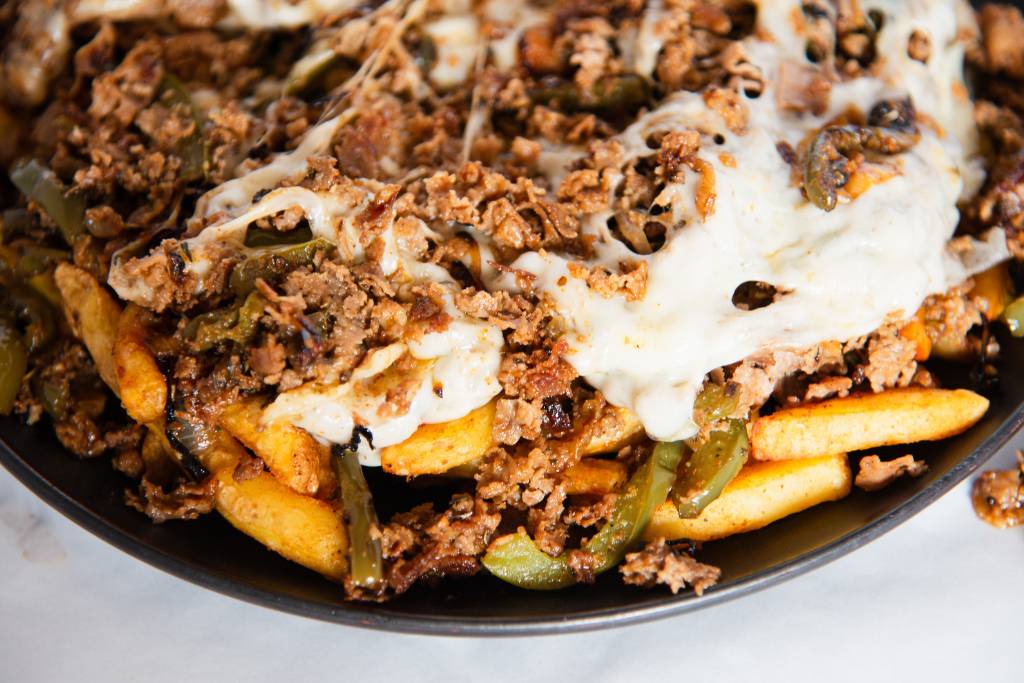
[220,397,334,497]
[113,304,166,424]
[203,434,348,580]
[214,470,348,579]
[971,263,1012,321]
[750,388,989,461]
[380,400,496,476]
[564,458,627,495]
[644,454,852,542]
[54,263,121,392]
[579,405,645,456]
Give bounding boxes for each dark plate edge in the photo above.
[2,400,1021,637]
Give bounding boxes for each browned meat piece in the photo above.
[126,477,218,523]
[775,63,831,116]
[854,454,927,492]
[972,451,1024,528]
[620,538,721,595]
[978,5,1024,79]
[381,494,500,595]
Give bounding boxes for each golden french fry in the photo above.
[380,400,496,476]
[214,469,348,580]
[199,433,348,580]
[750,388,989,461]
[113,304,167,424]
[220,397,334,497]
[644,454,852,542]
[579,405,645,456]
[971,263,1012,321]
[564,458,627,495]
[54,263,121,392]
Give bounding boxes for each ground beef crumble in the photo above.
[620,538,721,595]
[854,455,928,492]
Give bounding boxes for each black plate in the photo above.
[3,333,1022,635]
[2,0,1021,634]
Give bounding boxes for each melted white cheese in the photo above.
[423,14,481,89]
[105,0,1006,459]
[264,291,504,464]
[506,0,1004,442]
[109,125,504,465]
[71,0,361,28]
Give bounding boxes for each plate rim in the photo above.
[2,400,1021,637]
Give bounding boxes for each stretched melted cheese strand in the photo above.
[70,0,362,28]
[509,0,1005,442]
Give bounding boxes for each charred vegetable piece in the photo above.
[5,284,57,352]
[283,44,343,96]
[672,419,749,518]
[0,316,27,415]
[15,245,70,278]
[244,223,314,248]
[9,160,86,246]
[229,238,335,296]
[1003,295,1024,337]
[482,441,685,590]
[158,74,206,181]
[31,373,69,420]
[164,386,212,481]
[804,125,916,211]
[332,445,384,589]
[191,291,266,351]
[529,74,648,114]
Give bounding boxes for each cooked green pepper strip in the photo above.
[1003,295,1024,337]
[5,284,57,353]
[191,291,266,351]
[804,125,916,211]
[332,445,384,589]
[483,441,685,590]
[694,383,739,423]
[229,238,335,296]
[159,74,207,181]
[243,223,314,248]
[529,74,648,114]
[31,373,70,420]
[0,316,27,415]
[15,245,70,278]
[672,419,749,519]
[480,529,575,590]
[9,160,86,246]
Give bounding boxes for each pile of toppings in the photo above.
[2,0,1024,599]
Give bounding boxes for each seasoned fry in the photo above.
[220,397,334,497]
[579,406,645,456]
[750,388,989,461]
[200,433,348,579]
[380,400,496,476]
[215,469,348,579]
[564,458,628,495]
[53,263,121,392]
[644,454,852,542]
[113,304,166,424]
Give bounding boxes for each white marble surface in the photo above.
[1,440,1021,683]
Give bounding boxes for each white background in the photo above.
[1,439,1021,682]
